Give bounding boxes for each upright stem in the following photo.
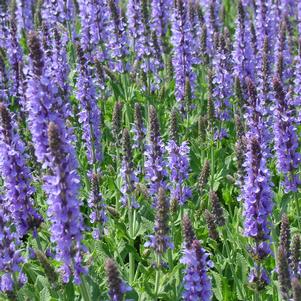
[35,235,43,251]
[210,137,215,191]
[223,227,244,299]
[128,204,135,284]
[154,254,161,297]
[79,276,91,301]
[294,192,301,230]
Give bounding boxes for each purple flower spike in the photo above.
[0,204,25,293]
[120,129,139,208]
[150,0,172,51]
[76,45,102,165]
[78,0,109,59]
[166,140,191,206]
[107,0,130,73]
[144,187,173,254]
[272,78,301,193]
[127,0,163,91]
[88,173,107,239]
[212,33,233,122]
[144,106,167,202]
[44,122,87,284]
[232,1,255,86]
[171,0,196,110]
[0,104,42,237]
[242,78,273,278]
[26,32,68,167]
[181,239,213,301]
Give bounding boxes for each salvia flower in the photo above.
[150,0,172,51]
[254,0,272,54]
[274,19,293,84]
[112,101,123,146]
[26,31,66,167]
[280,214,290,256]
[293,39,301,121]
[243,135,273,253]
[212,32,233,122]
[144,106,167,201]
[209,191,225,226]
[182,214,196,248]
[35,249,59,288]
[41,0,67,26]
[204,210,219,241]
[181,239,213,301]
[107,0,130,73]
[232,1,255,85]
[291,235,300,277]
[120,129,139,208]
[256,35,273,123]
[169,108,179,143]
[292,277,301,301]
[0,204,25,294]
[272,77,301,192]
[105,258,131,301]
[0,104,41,237]
[199,160,210,193]
[78,0,109,58]
[132,103,146,150]
[0,55,8,103]
[144,187,173,254]
[248,266,270,289]
[88,173,107,239]
[127,0,162,91]
[188,0,202,63]
[278,245,292,300]
[166,140,191,206]
[171,0,196,111]
[76,44,102,165]
[0,2,9,49]
[44,122,87,284]
[7,17,24,108]
[52,28,71,108]
[242,78,273,271]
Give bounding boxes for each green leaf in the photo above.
[39,287,51,301]
[211,271,223,301]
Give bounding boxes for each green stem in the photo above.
[223,227,245,300]
[154,255,161,297]
[35,235,43,251]
[210,138,215,191]
[128,203,135,284]
[294,192,301,230]
[79,276,91,301]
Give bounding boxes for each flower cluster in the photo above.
[76,44,102,165]
[0,104,42,237]
[232,1,255,85]
[107,0,130,73]
[120,129,139,208]
[166,140,191,206]
[26,31,66,166]
[145,187,173,254]
[144,106,167,201]
[127,0,163,90]
[105,258,131,301]
[0,204,26,294]
[181,239,213,301]
[44,122,86,284]
[272,78,301,192]
[212,32,233,122]
[242,78,273,284]
[171,0,196,110]
[88,173,107,240]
